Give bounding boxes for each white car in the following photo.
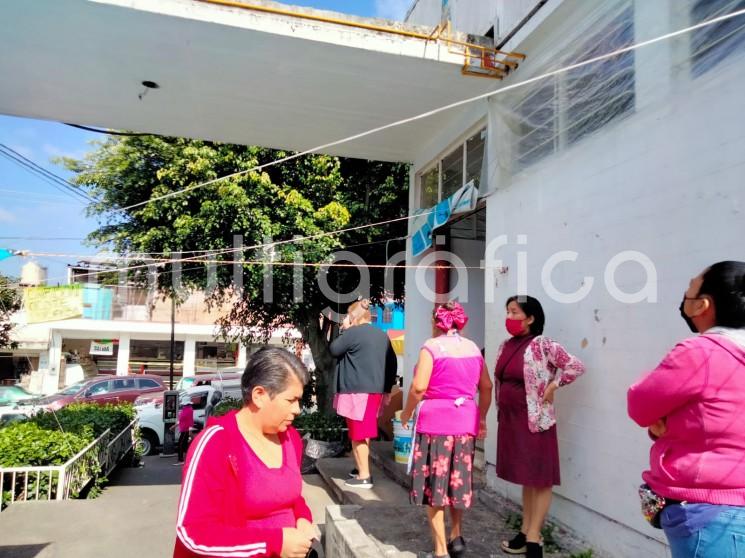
[135,379,242,455]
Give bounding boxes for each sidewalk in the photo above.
[0,456,182,558]
[317,444,598,558]
[0,456,335,558]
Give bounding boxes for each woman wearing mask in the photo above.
[329,299,398,489]
[628,261,745,557]
[495,296,585,558]
[401,301,493,558]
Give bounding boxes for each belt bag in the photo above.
[638,484,684,528]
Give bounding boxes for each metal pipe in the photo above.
[196,0,434,40]
[495,0,550,50]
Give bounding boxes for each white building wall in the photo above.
[478,2,745,556]
[406,0,745,555]
[406,0,497,36]
[450,238,485,349]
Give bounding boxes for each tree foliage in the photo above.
[0,275,21,349]
[61,136,408,412]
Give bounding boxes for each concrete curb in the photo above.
[324,505,387,558]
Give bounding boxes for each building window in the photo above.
[515,4,635,168]
[566,5,635,145]
[691,0,745,77]
[417,127,486,208]
[517,82,557,168]
[441,146,464,199]
[420,167,439,207]
[465,129,486,189]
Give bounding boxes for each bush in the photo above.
[0,404,138,508]
[293,412,346,442]
[31,403,136,438]
[0,422,91,467]
[212,402,346,442]
[212,396,242,417]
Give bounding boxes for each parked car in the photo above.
[135,380,241,455]
[34,374,165,411]
[175,367,243,390]
[0,385,36,406]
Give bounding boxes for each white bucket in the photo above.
[392,418,412,464]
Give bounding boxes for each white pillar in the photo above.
[237,344,248,369]
[43,332,63,394]
[183,337,196,377]
[116,334,130,376]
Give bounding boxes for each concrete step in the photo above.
[302,474,337,527]
[315,456,410,508]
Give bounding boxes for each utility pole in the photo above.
[169,293,175,390]
[162,292,177,457]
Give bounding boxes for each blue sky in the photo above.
[0,0,411,284]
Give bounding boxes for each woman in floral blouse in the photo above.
[495,296,585,558]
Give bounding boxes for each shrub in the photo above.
[212,397,243,417]
[0,422,91,467]
[30,403,136,438]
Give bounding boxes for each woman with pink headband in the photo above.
[401,301,493,558]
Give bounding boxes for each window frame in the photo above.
[416,124,487,209]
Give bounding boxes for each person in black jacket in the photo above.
[330,299,398,489]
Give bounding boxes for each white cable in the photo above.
[110,7,745,213]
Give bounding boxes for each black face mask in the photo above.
[679,298,698,333]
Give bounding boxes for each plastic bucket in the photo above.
[392,418,412,464]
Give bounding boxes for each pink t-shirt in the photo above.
[415,335,484,436]
[177,405,194,432]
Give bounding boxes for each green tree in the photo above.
[61,136,408,412]
[0,275,21,349]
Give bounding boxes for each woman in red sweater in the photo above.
[174,347,318,558]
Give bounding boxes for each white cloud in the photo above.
[42,143,86,160]
[7,144,35,159]
[0,208,16,223]
[374,0,411,21]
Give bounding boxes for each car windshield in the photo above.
[60,381,88,395]
[179,377,195,389]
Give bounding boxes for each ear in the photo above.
[690,296,712,317]
[251,386,269,409]
[526,315,535,325]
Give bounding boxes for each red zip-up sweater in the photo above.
[174,410,312,557]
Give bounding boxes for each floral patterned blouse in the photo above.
[494,335,585,433]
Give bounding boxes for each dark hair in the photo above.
[240,347,309,405]
[698,261,745,328]
[505,295,545,335]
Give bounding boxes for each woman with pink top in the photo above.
[174,347,321,558]
[495,295,585,558]
[401,301,493,558]
[628,261,745,558]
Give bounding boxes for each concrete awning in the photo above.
[0,0,499,162]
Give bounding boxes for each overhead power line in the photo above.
[0,143,97,204]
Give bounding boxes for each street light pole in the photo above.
[169,292,175,390]
[162,292,177,457]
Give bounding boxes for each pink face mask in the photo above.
[505,318,526,337]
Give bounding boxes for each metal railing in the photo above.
[0,419,137,509]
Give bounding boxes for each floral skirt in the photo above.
[410,433,475,509]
